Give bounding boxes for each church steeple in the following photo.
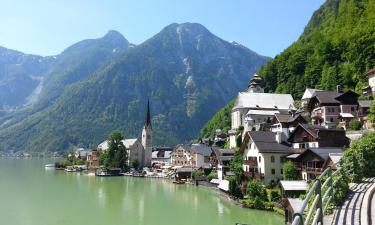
[247,73,264,93]
[142,99,152,167]
[145,98,152,128]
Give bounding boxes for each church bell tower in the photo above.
[141,99,152,167]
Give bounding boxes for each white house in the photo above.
[229,74,295,148]
[189,144,213,168]
[241,131,292,185]
[301,88,322,108]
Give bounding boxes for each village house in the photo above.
[229,74,295,148]
[151,147,172,167]
[301,88,322,108]
[212,148,235,180]
[189,144,214,168]
[287,123,350,152]
[241,131,292,185]
[289,148,343,181]
[307,88,359,129]
[170,144,191,167]
[86,149,100,170]
[270,113,307,138]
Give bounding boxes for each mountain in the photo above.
[198,0,375,139]
[0,23,269,152]
[0,47,54,112]
[0,31,131,130]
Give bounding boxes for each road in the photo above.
[326,178,375,225]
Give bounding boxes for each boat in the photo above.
[132,171,145,177]
[45,164,55,168]
[173,180,186,184]
[65,166,75,172]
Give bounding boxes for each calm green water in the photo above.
[0,159,283,225]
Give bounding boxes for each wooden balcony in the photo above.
[243,159,258,166]
[304,166,324,173]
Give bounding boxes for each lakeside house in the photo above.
[87,149,100,170]
[189,143,214,169]
[170,144,191,167]
[229,74,295,148]
[241,131,292,185]
[151,147,173,167]
[301,88,322,108]
[212,148,235,180]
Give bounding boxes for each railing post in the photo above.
[316,178,323,225]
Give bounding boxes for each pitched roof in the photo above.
[190,144,212,156]
[312,91,341,104]
[233,92,295,110]
[280,180,308,191]
[122,139,138,148]
[302,88,322,100]
[299,148,343,161]
[248,131,291,153]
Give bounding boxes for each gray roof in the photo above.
[233,92,295,111]
[280,180,308,191]
[248,131,291,153]
[300,148,343,161]
[358,100,372,108]
[312,91,341,104]
[190,144,212,156]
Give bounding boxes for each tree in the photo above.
[283,161,300,180]
[246,179,267,201]
[341,132,375,182]
[229,149,244,182]
[102,131,128,170]
[132,159,140,170]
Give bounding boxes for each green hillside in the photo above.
[198,0,375,139]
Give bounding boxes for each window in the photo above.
[271,169,275,175]
[258,156,261,162]
[330,118,334,122]
[271,156,275,163]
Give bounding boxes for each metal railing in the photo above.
[292,167,341,225]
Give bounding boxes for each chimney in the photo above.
[275,132,282,144]
[336,85,343,93]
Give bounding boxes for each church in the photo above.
[229,74,295,148]
[97,100,153,168]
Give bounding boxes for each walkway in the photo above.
[325,178,375,225]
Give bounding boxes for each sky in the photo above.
[0,0,325,57]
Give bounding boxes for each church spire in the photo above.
[145,99,152,128]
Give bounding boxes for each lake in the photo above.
[0,159,283,225]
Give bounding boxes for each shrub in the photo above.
[247,179,267,201]
[192,170,204,178]
[207,171,218,181]
[341,132,375,182]
[269,189,280,202]
[228,176,243,199]
[283,161,299,180]
[349,119,361,130]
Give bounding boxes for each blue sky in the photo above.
[0,0,325,57]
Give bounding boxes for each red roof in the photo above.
[366,67,375,76]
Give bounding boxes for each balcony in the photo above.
[243,159,258,166]
[302,166,324,174]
